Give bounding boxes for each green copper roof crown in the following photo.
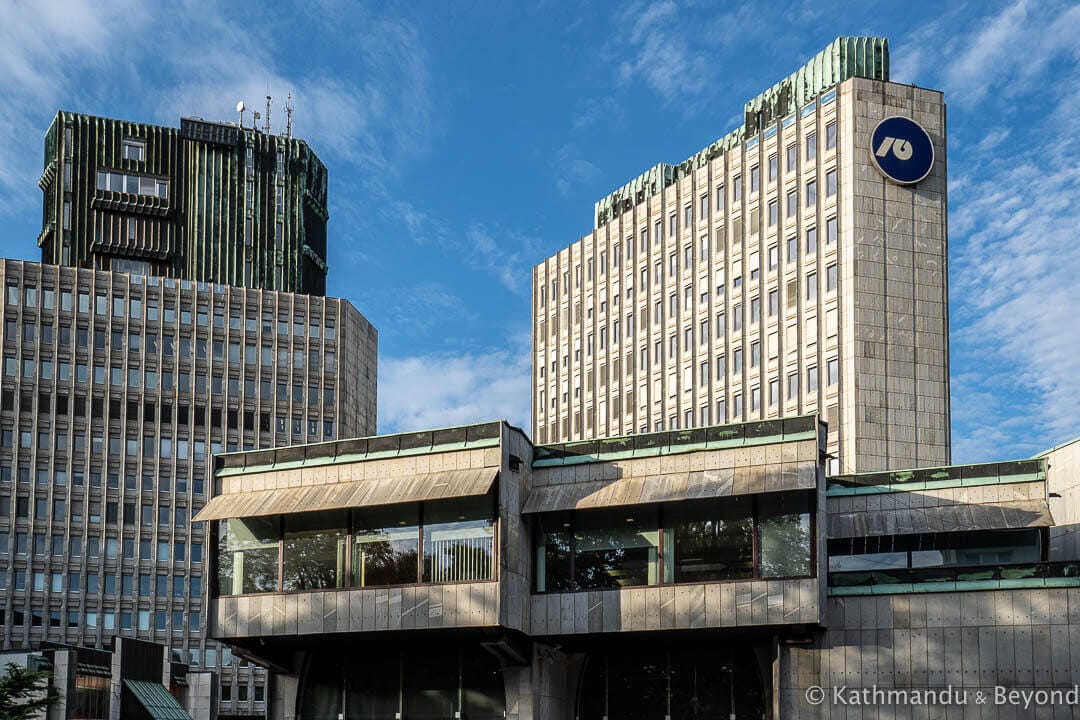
[594,36,889,228]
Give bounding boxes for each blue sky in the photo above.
[1,0,1078,461]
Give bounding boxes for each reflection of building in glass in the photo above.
[203,419,1080,718]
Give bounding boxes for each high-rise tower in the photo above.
[532,37,950,473]
[38,112,330,295]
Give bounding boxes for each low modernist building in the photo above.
[201,421,1079,718]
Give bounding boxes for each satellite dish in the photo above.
[236,101,246,113]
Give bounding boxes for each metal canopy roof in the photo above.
[124,680,192,720]
[194,467,498,522]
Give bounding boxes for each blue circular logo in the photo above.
[870,116,934,185]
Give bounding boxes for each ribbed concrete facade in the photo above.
[532,38,950,473]
[0,259,377,717]
[38,111,331,295]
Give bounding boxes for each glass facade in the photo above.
[828,529,1043,573]
[216,495,497,596]
[300,647,505,720]
[534,493,813,592]
[578,648,765,720]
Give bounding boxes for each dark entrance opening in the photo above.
[299,646,505,720]
[577,646,766,720]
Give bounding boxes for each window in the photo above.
[699,194,709,220]
[768,200,777,227]
[768,154,778,182]
[826,217,838,245]
[422,496,494,583]
[826,264,837,292]
[825,122,837,150]
[827,358,839,386]
[806,272,817,301]
[806,180,817,207]
[219,517,281,595]
[532,494,812,591]
[806,227,818,255]
[732,176,742,201]
[750,165,759,193]
[826,169,837,197]
[122,139,146,162]
[785,145,796,173]
[806,132,817,161]
[788,372,799,400]
[807,366,819,394]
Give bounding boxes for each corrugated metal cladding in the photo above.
[195,467,499,521]
[39,111,330,296]
[523,463,817,513]
[827,499,1054,538]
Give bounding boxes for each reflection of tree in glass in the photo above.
[758,513,811,578]
[354,539,418,586]
[543,531,573,592]
[574,526,653,589]
[674,518,754,581]
[283,534,345,590]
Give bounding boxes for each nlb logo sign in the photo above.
[870,116,934,185]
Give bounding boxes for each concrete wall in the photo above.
[215,582,500,638]
[1045,437,1080,561]
[780,589,1080,718]
[839,79,950,473]
[531,578,820,635]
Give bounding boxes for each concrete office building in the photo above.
[199,419,1080,719]
[0,258,377,718]
[532,36,950,473]
[38,111,331,295]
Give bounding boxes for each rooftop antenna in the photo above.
[265,95,272,133]
[284,92,294,138]
[252,110,262,131]
[236,100,246,128]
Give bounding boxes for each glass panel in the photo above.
[422,495,495,583]
[757,494,812,578]
[910,529,1042,568]
[343,653,399,719]
[403,653,457,720]
[574,508,659,589]
[218,517,279,595]
[282,511,348,591]
[829,552,907,572]
[352,505,419,587]
[669,497,754,583]
[535,514,573,592]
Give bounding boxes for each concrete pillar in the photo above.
[504,643,575,720]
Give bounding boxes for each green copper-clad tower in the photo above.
[38,111,329,295]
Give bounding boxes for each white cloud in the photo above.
[0,1,432,216]
[900,0,1080,106]
[615,0,710,101]
[554,144,601,196]
[378,339,532,435]
[949,108,1080,460]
